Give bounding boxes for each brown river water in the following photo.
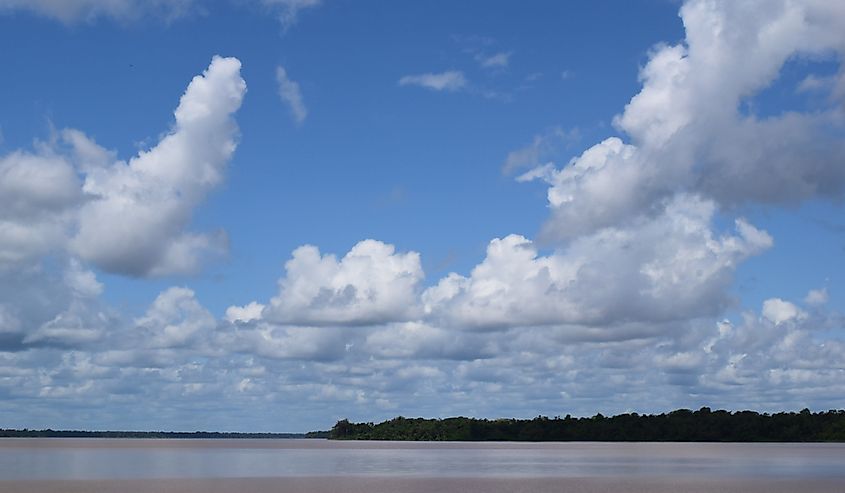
[0,439,843,492]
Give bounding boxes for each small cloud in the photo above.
[761,298,805,325]
[797,74,832,93]
[797,73,845,101]
[399,71,467,92]
[225,301,265,323]
[804,288,829,306]
[515,163,556,183]
[260,0,321,30]
[477,51,511,69]
[561,70,572,80]
[502,126,579,175]
[0,0,195,24]
[276,65,307,125]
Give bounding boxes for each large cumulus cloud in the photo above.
[0,56,245,278]
[424,196,771,330]
[264,239,424,326]
[0,56,245,356]
[521,0,845,241]
[72,56,246,276]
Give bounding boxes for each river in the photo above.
[0,439,842,492]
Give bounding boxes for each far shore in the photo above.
[0,430,323,440]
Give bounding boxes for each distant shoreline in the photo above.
[0,430,330,439]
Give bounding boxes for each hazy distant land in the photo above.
[0,429,329,439]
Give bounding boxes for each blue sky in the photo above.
[0,0,844,432]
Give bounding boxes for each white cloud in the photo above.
[135,287,216,349]
[225,301,265,323]
[61,129,117,173]
[804,288,829,306]
[477,51,511,69]
[0,0,325,27]
[799,71,845,101]
[424,195,772,330]
[364,322,494,360]
[514,163,556,183]
[0,150,82,267]
[798,74,833,93]
[276,65,307,124]
[2,58,243,279]
[0,56,247,357]
[2,278,843,430]
[399,71,467,92]
[63,258,103,299]
[71,55,246,277]
[0,150,83,218]
[221,322,346,360]
[696,300,845,405]
[264,239,423,326]
[260,0,320,29]
[519,0,845,241]
[0,0,194,23]
[762,298,805,325]
[19,261,111,348]
[364,322,447,359]
[502,127,577,175]
[23,305,107,347]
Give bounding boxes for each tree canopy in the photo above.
[330,408,845,442]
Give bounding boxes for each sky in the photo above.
[0,0,844,433]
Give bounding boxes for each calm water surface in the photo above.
[1,439,843,481]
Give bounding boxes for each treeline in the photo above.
[0,429,322,439]
[330,408,845,442]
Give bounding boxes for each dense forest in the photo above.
[0,429,328,439]
[330,408,845,442]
